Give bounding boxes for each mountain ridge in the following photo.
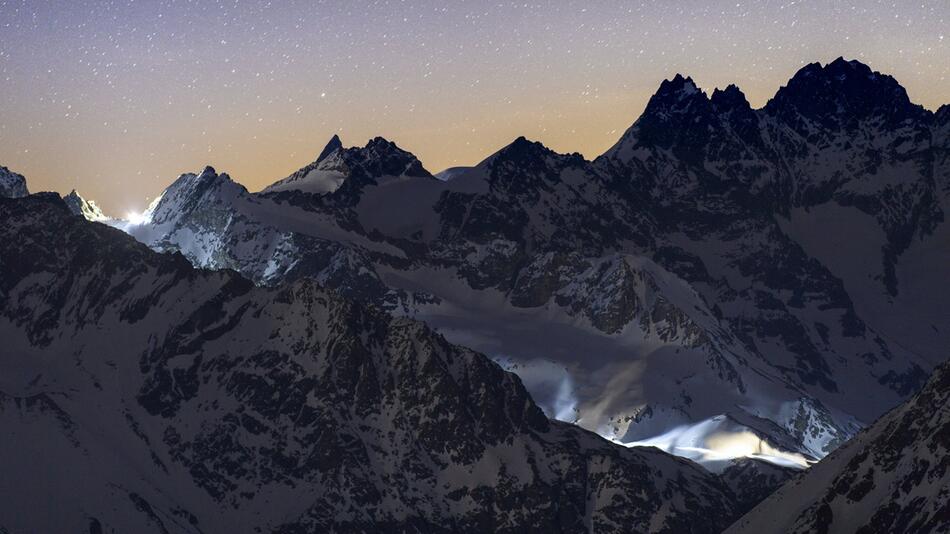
[19,57,950,473]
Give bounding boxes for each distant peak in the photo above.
[711,84,746,104]
[641,74,710,120]
[62,188,108,221]
[826,56,871,73]
[351,137,431,179]
[316,134,343,163]
[658,74,701,97]
[497,136,550,158]
[765,57,923,127]
[0,165,29,198]
[199,165,217,178]
[364,136,398,151]
[489,136,583,169]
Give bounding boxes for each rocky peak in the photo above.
[262,136,432,201]
[710,84,752,115]
[765,57,924,130]
[349,136,431,179]
[607,74,718,165]
[316,134,343,163]
[0,165,29,198]
[483,137,585,196]
[146,166,246,225]
[63,189,108,221]
[494,136,560,163]
[643,74,712,119]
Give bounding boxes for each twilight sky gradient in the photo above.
[1,0,948,213]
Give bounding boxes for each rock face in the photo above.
[63,189,108,221]
[112,58,949,469]
[0,193,739,533]
[727,360,950,534]
[721,459,798,516]
[0,165,29,198]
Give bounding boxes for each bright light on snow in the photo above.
[625,416,814,470]
[125,210,147,225]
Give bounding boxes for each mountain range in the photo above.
[94,57,949,467]
[2,57,949,532]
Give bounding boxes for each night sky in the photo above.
[1,0,947,214]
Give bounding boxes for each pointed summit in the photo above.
[146,166,246,225]
[263,136,431,197]
[63,189,108,222]
[643,74,709,117]
[0,165,29,198]
[604,74,716,164]
[317,134,343,163]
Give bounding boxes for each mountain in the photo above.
[0,192,741,533]
[115,58,948,472]
[0,165,29,198]
[727,359,950,534]
[262,135,433,203]
[63,189,109,222]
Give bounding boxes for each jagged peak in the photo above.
[765,57,923,125]
[198,165,218,179]
[262,135,431,196]
[145,165,247,225]
[636,73,713,125]
[316,134,343,163]
[360,136,418,160]
[62,189,108,222]
[710,84,752,113]
[825,56,874,75]
[650,74,707,105]
[0,164,29,198]
[346,136,432,178]
[175,165,237,186]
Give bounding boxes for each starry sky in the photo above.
[1,0,948,213]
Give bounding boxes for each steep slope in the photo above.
[720,459,798,516]
[727,360,950,534]
[603,57,946,365]
[0,165,29,198]
[63,189,109,221]
[0,192,739,533]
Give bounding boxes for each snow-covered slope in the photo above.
[0,165,29,198]
[727,359,950,534]
[115,58,947,473]
[0,192,742,533]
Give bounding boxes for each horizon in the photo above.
[21,57,950,217]
[1,1,948,213]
